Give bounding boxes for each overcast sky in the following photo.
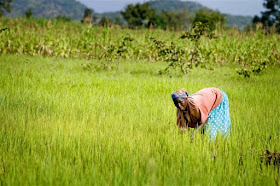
[77,0,265,16]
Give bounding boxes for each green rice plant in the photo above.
[0,55,279,185]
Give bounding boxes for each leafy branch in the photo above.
[158,22,216,75]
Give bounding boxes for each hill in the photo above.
[226,15,253,29]
[6,0,252,29]
[6,0,87,20]
[149,0,205,12]
[98,0,205,21]
[99,0,252,29]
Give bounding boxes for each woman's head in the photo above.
[171,88,189,111]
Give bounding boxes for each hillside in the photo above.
[98,0,205,21]
[6,0,87,20]
[99,0,252,29]
[6,0,252,29]
[149,0,253,29]
[149,0,205,12]
[226,15,252,29]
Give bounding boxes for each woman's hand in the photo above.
[191,121,207,141]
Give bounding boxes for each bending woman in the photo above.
[171,87,231,140]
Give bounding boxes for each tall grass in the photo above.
[0,17,279,67]
[0,55,279,185]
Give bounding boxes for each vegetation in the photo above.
[0,0,13,17]
[120,1,250,30]
[226,15,252,30]
[98,16,113,27]
[105,0,251,29]
[121,3,193,30]
[253,0,280,33]
[81,8,94,24]
[160,9,192,30]
[6,0,87,20]
[55,15,72,22]
[0,17,279,76]
[24,8,32,19]
[4,0,252,29]
[149,0,204,12]
[0,14,280,185]
[0,54,279,185]
[156,22,216,75]
[192,9,226,30]
[121,3,158,28]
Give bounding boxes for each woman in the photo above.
[171,87,231,140]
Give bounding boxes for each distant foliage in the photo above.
[0,18,279,77]
[121,2,158,28]
[0,0,13,17]
[119,0,250,30]
[121,2,193,30]
[159,22,216,75]
[6,0,86,20]
[160,9,192,30]
[55,15,72,22]
[193,9,227,30]
[149,0,204,12]
[253,0,280,33]
[0,27,8,32]
[24,8,32,19]
[98,16,113,27]
[4,0,253,30]
[81,8,94,24]
[226,15,252,30]
[236,61,267,78]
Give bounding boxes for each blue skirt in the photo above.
[206,90,231,140]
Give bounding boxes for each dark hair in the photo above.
[173,98,179,109]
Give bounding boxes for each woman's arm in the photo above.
[191,120,207,141]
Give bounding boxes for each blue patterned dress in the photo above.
[205,90,231,140]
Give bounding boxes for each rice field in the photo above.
[0,54,279,185]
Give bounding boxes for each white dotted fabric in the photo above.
[206,90,231,140]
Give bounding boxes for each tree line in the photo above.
[80,2,227,31]
[1,0,280,32]
[252,0,280,32]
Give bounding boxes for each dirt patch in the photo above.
[261,150,280,166]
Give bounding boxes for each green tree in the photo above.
[115,16,123,26]
[121,2,157,28]
[55,15,72,22]
[24,8,32,18]
[192,9,226,30]
[83,8,92,18]
[253,0,280,32]
[92,15,98,25]
[160,9,192,30]
[81,8,94,24]
[99,16,112,27]
[0,0,13,17]
[121,2,188,29]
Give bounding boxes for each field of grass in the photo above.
[0,54,279,185]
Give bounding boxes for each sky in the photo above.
[77,0,265,16]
